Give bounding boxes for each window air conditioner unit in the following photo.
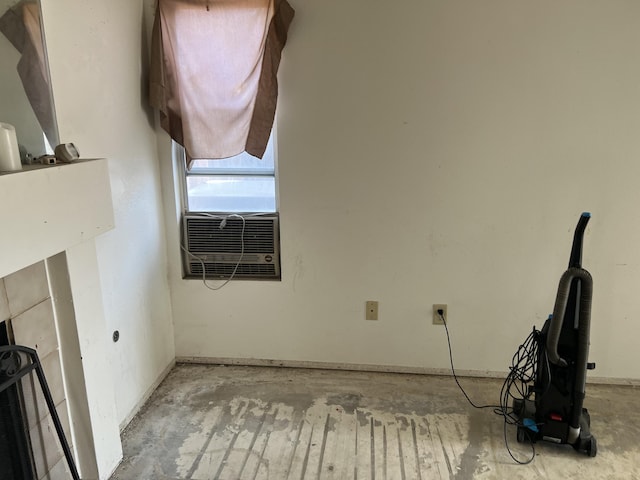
[182,213,281,280]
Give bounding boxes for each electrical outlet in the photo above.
[433,304,447,325]
[366,301,379,321]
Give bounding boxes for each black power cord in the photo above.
[439,309,500,411]
[438,310,538,464]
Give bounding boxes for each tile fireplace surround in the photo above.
[1,261,71,479]
[0,160,121,480]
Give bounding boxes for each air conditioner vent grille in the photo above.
[189,262,277,278]
[182,214,280,280]
[186,217,275,254]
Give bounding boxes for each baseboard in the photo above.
[583,376,640,386]
[175,356,640,386]
[176,356,509,379]
[119,358,176,432]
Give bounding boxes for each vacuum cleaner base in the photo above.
[513,398,597,457]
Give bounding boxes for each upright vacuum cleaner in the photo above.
[513,212,597,457]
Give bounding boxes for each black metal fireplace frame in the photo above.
[0,345,80,480]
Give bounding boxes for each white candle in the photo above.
[0,123,22,172]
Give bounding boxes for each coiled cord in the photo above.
[440,312,541,464]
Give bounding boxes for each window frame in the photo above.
[178,130,279,215]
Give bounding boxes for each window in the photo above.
[153,0,294,283]
[178,135,282,282]
[182,134,277,213]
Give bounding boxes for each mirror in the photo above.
[0,0,58,161]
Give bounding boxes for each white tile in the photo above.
[4,261,49,318]
[11,298,58,359]
[0,278,9,322]
[29,400,71,480]
[21,349,66,428]
[41,456,72,480]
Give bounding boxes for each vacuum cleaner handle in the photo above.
[569,212,591,268]
[546,267,593,369]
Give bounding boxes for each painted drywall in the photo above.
[162,0,640,381]
[0,161,114,279]
[61,242,124,479]
[40,0,175,435]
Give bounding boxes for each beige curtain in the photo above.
[150,0,294,165]
[0,1,57,147]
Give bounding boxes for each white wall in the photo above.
[41,0,175,427]
[164,0,640,381]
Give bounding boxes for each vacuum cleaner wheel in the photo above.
[587,436,597,457]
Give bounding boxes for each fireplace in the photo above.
[0,160,122,479]
[0,344,80,480]
[0,261,81,479]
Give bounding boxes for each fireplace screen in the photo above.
[0,334,80,480]
[0,323,34,479]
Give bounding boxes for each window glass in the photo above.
[186,175,276,212]
[183,134,277,213]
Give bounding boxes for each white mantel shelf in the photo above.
[0,158,114,278]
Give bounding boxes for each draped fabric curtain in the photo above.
[150,0,294,167]
[0,1,57,147]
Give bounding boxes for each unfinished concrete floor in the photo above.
[110,365,640,479]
